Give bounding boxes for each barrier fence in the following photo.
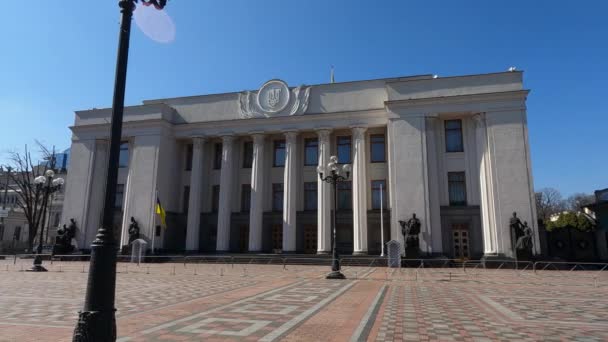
[1,254,607,286]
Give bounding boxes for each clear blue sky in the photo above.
[0,1,606,196]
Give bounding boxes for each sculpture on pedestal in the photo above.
[52,218,76,255]
[128,217,140,245]
[510,212,534,259]
[516,221,533,252]
[399,213,421,258]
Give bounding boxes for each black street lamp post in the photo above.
[28,170,64,272]
[72,1,167,340]
[317,156,351,279]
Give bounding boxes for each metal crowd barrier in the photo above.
[532,261,608,274]
[2,253,607,284]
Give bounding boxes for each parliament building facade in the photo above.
[62,71,539,258]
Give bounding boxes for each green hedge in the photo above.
[546,212,594,231]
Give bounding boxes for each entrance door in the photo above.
[452,224,470,260]
[271,224,283,252]
[303,224,317,254]
[238,225,249,252]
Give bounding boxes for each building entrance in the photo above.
[452,224,470,260]
[271,224,282,252]
[238,225,249,252]
[303,224,317,254]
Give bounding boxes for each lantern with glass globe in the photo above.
[28,169,64,272]
[317,156,351,279]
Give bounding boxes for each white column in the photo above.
[216,135,234,252]
[62,139,98,249]
[425,117,443,254]
[316,129,332,254]
[474,114,498,255]
[186,137,205,251]
[248,134,265,252]
[282,131,298,252]
[352,127,368,255]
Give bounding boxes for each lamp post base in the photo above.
[26,265,48,272]
[325,271,346,279]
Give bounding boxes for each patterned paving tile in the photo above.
[1,264,608,341]
[127,279,355,341]
[0,272,257,326]
[372,281,608,341]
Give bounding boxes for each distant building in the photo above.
[63,71,538,259]
[0,153,69,253]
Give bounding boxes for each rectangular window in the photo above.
[243,141,253,168]
[448,172,467,206]
[337,181,352,210]
[371,180,387,210]
[445,119,464,152]
[118,142,129,168]
[304,138,318,166]
[241,184,251,212]
[185,143,193,171]
[114,184,125,209]
[213,143,223,169]
[14,226,21,241]
[337,136,352,164]
[370,134,386,162]
[0,225,4,240]
[273,140,286,167]
[53,212,61,227]
[212,185,220,212]
[183,186,190,214]
[272,183,284,211]
[304,182,317,211]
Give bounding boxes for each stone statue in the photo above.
[52,218,76,255]
[66,219,77,240]
[510,212,534,259]
[128,217,140,245]
[515,221,533,251]
[510,212,523,233]
[399,213,421,258]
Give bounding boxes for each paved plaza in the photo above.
[1,260,607,341]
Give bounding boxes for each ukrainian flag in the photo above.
[155,192,167,228]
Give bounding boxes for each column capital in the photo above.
[284,131,298,141]
[192,136,206,147]
[316,128,332,140]
[221,135,235,145]
[473,113,486,127]
[352,126,367,140]
[251,133,266,144]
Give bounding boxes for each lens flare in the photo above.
[134,3,176,43]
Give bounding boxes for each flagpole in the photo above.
[380,183,385,257]
[152,189,158,253]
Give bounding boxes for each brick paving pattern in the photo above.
[0,261,607,341]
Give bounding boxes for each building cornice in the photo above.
[384,90,529,109]
[384,90,529,117]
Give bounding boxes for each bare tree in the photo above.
[535,187,566,223]
[566,193,595,211]
[3,143,56,251]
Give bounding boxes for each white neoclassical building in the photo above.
[61,71,539,258]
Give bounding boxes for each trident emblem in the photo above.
[267,88,281,108]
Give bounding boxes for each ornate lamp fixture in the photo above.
[317,156,351,279]
[29,169,64,272]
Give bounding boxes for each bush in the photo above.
[546,211,594,231]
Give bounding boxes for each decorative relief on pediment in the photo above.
[239,79,310,119]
